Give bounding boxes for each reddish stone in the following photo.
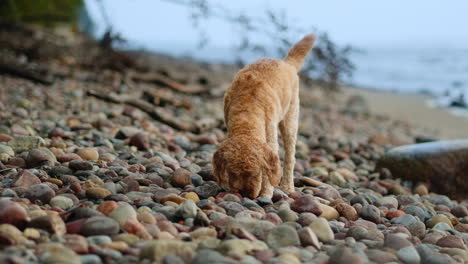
[66,218,87,234]
[157,220,178,236]
[97,201,118,216]
[347,219,378,230]
[255,249,275,262]
[129,133,149,150]
[336,203,358,221]
[13,170,41,188]
[333,151,349,161]
[64,234,89,254]
[0,200,28,227]
[49,128,65,138]
[28,214,66,235]
[389,226,412,237]
[262,213,283,225]
[455,223,468,233]
[145,173,164,187]
[309,156,326,163]
[288,192,302,200]
[160,194,186,204]
[436,235,466,249]
[123,216,145,234]
[57,153,82,163]
[215,192,242,200]
[5,157,26,168]
[231,227,256,241]
[0,134,13,142]
[386,210,406,219]
[25,183,55,204]
[290,194,323,215]
[171,168,192,188]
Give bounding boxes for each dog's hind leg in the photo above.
[279,98,299,193]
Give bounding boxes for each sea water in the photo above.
[350,47,468,108]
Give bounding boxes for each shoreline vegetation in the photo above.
[1,5,468,264]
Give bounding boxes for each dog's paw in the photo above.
[259,185,274,199]
[279,183,295,193]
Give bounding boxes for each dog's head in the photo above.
[212,136,280,198]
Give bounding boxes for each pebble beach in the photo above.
[0,28,467,264]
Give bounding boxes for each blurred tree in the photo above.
[0,0,84,27]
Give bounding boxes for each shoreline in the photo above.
[343,86,468,139]
[140,51,468,140]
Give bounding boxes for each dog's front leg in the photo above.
[279,101,298,192]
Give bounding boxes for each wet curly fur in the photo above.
[213,34,316,198]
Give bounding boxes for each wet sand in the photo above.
[344,87,468,139]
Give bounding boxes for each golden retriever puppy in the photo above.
[212,34,316,198]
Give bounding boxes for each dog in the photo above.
[212,34,316,198]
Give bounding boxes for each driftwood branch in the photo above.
[86,89,199,133]
[128,71,207,94]
[142,89,192,110]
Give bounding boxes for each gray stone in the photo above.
[404,205,433,222]
[360,204,381,224]
[384,234,413,250]
[218,201,244,217]
[81,217,120,236]
[366,249,399,263]
[310,217,334,242]
[377,140,468,199]
[140,240,195,263]
[416,244,452,264]
[86,235,112,245]
[375,196,398,209]
[195,182,220,199]
[397,246,421,264]
[0,144,14,156]
[192,249,236,264]
[328,245,364,264]
[266,225,300,249]
[176,200,198,219]
[277,208,298,223]
[391,214,419,227]
[8,136,45,152]
[80,254,103,264]
[50,196,74,210]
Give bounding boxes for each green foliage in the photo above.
[0,0,84,26]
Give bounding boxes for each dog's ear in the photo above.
[212,147,229,188]
[263,146,281,187]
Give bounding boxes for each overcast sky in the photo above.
[85,0,468,53]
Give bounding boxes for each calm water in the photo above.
[350,47,468,95]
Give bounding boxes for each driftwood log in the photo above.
[0,57,53,85]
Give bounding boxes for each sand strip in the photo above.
[344,87,468,139]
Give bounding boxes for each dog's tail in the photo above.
[284,34,316,71]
